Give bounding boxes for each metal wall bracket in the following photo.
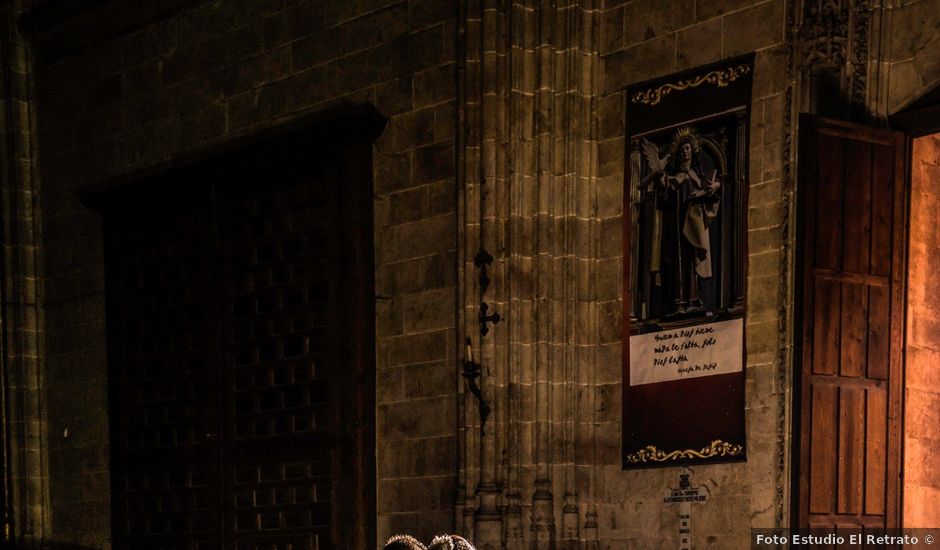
[479,301,501,336]
[474,247,501,336]
[463,338,491,435]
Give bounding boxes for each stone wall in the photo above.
[882,0,940,114]
[904,134,940,529]
[31,1,458,546]
[453,0,794,548]
[597,0,791,546]
[0,0,48,543]
[8,0,940,548]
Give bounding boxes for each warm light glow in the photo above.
[903,133,940,528]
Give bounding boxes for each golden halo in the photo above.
[670,125,701,155]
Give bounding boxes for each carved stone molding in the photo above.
[799,0,874,119]
[782,0,801,531]
[458,0,601,547]
[801,0,850,73]
[850,0,873,118]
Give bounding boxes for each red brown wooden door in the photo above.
[795,115,906,530]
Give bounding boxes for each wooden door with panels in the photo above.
[98,112,380,550]
[104,178,222,550]
[794,115,906,530]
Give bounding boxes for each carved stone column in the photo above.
[459,1,602,548]
[529,0,556,546]
[798,0,875,120]
[458,0,483,543]
[504,1,536,548]
[0,0,49,544]
[461,0,509,548]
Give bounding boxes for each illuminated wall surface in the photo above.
[0,0,938,548]
[905,134,940,529]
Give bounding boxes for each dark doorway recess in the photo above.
[88,107,384,550]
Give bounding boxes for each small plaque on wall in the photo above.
[622,55,753,469]
[630,318,743,386]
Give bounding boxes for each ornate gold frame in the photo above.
[624,439,744,464]
[630,65,751,106]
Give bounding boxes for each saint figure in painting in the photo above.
[642,126,721,315]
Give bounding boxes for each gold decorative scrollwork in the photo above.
[625,439,744,464]
[630,65,751,106]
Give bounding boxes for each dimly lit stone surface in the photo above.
[30,1,458,547]
[906,134,940,529]
[0,0,938,548]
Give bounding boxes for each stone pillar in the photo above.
[462,0,507,548]
[0,0,49,545]
[459,0,602,549]
[530,0,557,547]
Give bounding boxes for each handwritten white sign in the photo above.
[629,318,743,386]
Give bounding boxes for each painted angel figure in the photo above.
[641,127,721,315]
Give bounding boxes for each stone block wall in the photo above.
[452,0,800,548]
[597,0,792,546]
[905,134,940,528]
[883,0,940,114]
[31,1,458,547]
[11,0,940,548]
[0,0,48,542]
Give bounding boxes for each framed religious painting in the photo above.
[622,55,753,469]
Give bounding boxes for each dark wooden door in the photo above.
[102,123,377,550]
[105,179,222,550]
[218,142,376,550]
[794,115,907,530]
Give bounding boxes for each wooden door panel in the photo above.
[867,285,890,380]
[101,122,379,550]
[220,163,342,550]
[809,384,837,515]
[837,387,864,515]
[228,455,332,550]
[105,183,221,550]
[865,388,887,516]
[795,115,906,529]
[815,133,844,271]
[870,144,895,277]
[841,139,873,274]
[812,278,840,376]
[839,282,868,378]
